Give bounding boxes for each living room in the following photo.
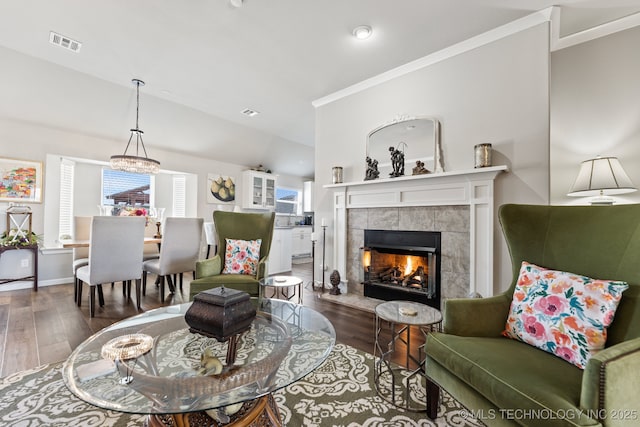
[1,1,640,426]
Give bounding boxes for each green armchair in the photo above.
[189,211,275,300]
[426,204,640,427]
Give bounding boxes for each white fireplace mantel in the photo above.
[323,165,508,298]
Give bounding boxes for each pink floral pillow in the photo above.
[503,261,628,369]
[222,238,262,275]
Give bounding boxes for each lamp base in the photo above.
[590,196,615,205]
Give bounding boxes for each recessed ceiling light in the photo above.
[241,108,260,117]
[352,25,372,40]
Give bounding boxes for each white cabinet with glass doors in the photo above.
[242,170,276,210]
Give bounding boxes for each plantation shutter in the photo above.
[58,158,75,239]
[173,175,186,217]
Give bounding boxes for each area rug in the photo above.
[0,343,481,426]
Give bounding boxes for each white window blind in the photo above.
[173,175,186,217]
[58,159,75,239]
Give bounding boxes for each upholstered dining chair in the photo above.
[76,216,146,317]
[143,217,204,301]
[143,220,160,261]
[72,216,91,302]
[204,221,217,258]
[189,211,275,300]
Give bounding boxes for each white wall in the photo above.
[551,25,640,205]
[314,23,551,294]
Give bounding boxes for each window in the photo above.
[102,169,151,211]
[275,187,301,215]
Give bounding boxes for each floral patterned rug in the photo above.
[0,343,481,426]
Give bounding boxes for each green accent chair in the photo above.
[189,211,275,300]
[426,204,640,427]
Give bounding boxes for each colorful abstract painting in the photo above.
[0,158,43,203]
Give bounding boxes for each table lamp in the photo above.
[567,156,637,205]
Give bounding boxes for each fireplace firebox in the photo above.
[362,229,441,310]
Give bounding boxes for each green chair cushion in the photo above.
[427,333,599,426]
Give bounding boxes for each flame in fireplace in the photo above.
[363,249,371,268]
[404,256,413,276]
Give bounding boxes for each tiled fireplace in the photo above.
[326,166,506,301]
[347,206,468,304]
[362,228,442,309]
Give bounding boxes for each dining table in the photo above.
[61,237,162,248]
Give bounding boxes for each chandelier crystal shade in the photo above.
[110,79,160,174]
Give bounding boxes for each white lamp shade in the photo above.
[568,157,637,197]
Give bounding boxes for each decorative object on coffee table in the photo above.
[329,270,341,295]
[185,287,256,365]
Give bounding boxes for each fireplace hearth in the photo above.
[363,229,441,309]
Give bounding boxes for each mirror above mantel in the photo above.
[366,116,444,180]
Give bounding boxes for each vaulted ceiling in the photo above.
[1,0,638,176]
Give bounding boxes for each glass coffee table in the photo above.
[62,298,335,426]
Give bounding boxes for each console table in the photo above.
[0,244,38,291]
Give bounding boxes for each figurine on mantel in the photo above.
[389,144,405,177]
[412,160,430,175]
[364,156,380,181]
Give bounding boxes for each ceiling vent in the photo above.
[241,108,260,117]
[49,31,82,53]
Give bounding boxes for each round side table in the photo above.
[259,275,304,305]
[373,300,442,412]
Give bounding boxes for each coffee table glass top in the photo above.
[62,299,335,415]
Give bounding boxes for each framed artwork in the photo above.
[207,173,236,204]
[0,157,43,203]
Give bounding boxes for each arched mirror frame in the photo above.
[366,115,444,179]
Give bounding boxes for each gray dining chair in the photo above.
[143,217,204,301]
[76,216,146,317]
[72,216,91,302]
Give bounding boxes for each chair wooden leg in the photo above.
[160,276,165,301]
[167,275,175,294]
[426,377,440,420]
[73,275,78,302]
[179,273,183,291]
[97,284,105,306]
[135,278,142,310]
[90,286,96,318]
[77,280,83,307]
[142,271,147,296]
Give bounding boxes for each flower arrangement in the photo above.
[0,229,41,247]
[117,206,150,226]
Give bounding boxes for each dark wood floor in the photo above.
[0,260,424,377]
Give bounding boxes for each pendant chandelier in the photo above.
[110,79,160,174]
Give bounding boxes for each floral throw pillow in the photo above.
[503,261,628,369]
[222,238,262,275]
